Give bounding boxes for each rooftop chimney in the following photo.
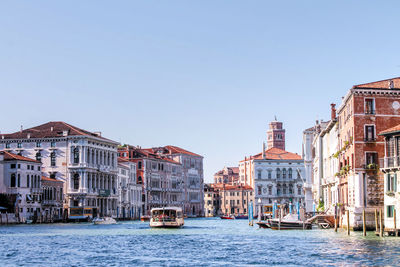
[331,103,336,120]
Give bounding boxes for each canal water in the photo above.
[1,218,400,266]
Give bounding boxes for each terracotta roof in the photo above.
[353,77,400,90]
[0,151,40,163]
[241,147,302,161]
[1,121,116,142]
[379,124,400,136]
[164,145,202,157]
[118,146,181,165]
[41,176,63,183]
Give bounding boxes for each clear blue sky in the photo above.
[1,1,400,182]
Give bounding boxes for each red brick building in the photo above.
[336,77,400,229]
[213,166,239,185]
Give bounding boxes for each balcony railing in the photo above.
[379,157,400,169]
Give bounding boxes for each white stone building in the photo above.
[0,122,120,220]
[117,158,142,219]
[0,151,42,222]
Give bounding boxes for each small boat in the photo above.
[140,215,151,222]
[220,215,234,220]
[150,207,184,228]
[269,214,312,230]
[235,215,248,220]
[26,219,33,224]
[93,217,117,225]
[256,221,271,228]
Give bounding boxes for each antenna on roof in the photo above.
[274,115,277,121]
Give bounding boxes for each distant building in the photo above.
[214,166,239,185]
[0,151,42,223]
[0,122,120,220]
[117,158,142,219]
[41,175,64,222]
[218,184,253,216]
[240,120,305,217]
[204,184,220,217]
[267,120,286,150]
[118,145,185,216]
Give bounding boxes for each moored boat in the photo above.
[235,215,248,219]
[269,214,312,230]
[150,207,184,228]
[220,215,234,220]
[93,217,117,225]
[256,221,271,228]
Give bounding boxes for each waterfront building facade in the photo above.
[379,124,400,229]
[240,120,305,216]
[118,145,185,216]
[0,122,120,220]
[204,184,220,217]
[41,176,64,222]
[117,158,142,219]
[336,78,400,229]
[0,151,42,222]
[219,184,253,216]
[214,166,239,185]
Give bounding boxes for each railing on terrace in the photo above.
[379,157,400,169]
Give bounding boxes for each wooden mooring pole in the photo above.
[347,210,350,235]
[334,217,337,232]
[375,209,378,233]
[380,209,384,237]
[394,209,397,236]
[363,209,366,236]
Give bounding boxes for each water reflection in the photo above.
[0,218,400,266]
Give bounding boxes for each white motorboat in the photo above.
[150,207,184,228]
[93,217,117,225]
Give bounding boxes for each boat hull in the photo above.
[269,220,312,230]
[220,216,234,220]
[256,222,271,228]
[150,220,184,228]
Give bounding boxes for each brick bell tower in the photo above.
[266,117,285,150]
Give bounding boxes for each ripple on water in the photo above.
[1,219,400,266]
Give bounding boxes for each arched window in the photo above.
[288,168,292,179]
[276,168,281,179]
[11,173,16,187]
[111,153,115,167]
[36,152,42,162]
[298,186,302,195]
[50,152,56,166]
[268,185,272,195]
[257,170,262,179]
[27,175,30,187]
[73,147,80,164]
[277,183,281,195]
[138,161,142,169]
[73,173,80,190]
[282,168,286,179]
[17,174,20,187]
[92,150,95,164]
[283,184,287,194]
[138,176,142,184]
[96,151,99,164]
[268,170,272,179]
[258,185,262,195]
[289,184,293,194]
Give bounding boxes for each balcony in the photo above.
[365,109,376,115]
[380,157,400,171]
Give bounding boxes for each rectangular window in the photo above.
[17,143,22,148]
[36,142,41,148]
[10,164,16,169]
[51,142,56,148]
[387,205,394,218]
[5,143,10,148]
[386,174,397,192]
[365,99,375,114]
[365,125,375,141]
[365,152,377,165]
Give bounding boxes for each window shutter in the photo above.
[395,173,398,192]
